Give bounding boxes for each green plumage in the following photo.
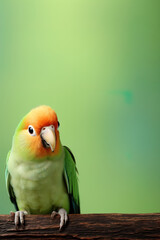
[5,106,80,217]
[5,105,80,231]
[64,146,80,213]
[6,146,80,214]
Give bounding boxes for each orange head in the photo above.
[14,105,61,160]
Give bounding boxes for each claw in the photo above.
[15,211,19,228]
[51,208,68,230]
[20,211,24,225]
[59,208,68,230]
[51,211,57,219]
[10,211,28,229]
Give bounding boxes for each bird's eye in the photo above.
[58,121,60,128]
[28,125,36,136]
[51,125,55,130]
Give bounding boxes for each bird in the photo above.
[5,105,80,230]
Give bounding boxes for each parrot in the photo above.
[5,105,80,230]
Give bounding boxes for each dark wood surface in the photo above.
[0,213,160,239]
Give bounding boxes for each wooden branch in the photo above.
[0,213,160,239]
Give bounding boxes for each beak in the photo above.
[40,126,56,152]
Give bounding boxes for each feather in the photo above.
[5,151,19,211]
[63,146,80,213]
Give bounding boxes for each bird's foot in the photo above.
[10,211,28,229]
[51,208,68,230]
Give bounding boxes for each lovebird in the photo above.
[5,105,80,229]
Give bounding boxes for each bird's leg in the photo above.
[10,211,28,229]
[51,208,68,230]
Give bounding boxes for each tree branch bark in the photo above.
[0,213,160,239]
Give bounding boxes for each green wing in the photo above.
[63,146,80,213]
[5,151,18,211]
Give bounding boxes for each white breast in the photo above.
[8,151,69,214]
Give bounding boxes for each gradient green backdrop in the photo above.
[0,0,160,214]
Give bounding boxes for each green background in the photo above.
[0,0,160,214]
